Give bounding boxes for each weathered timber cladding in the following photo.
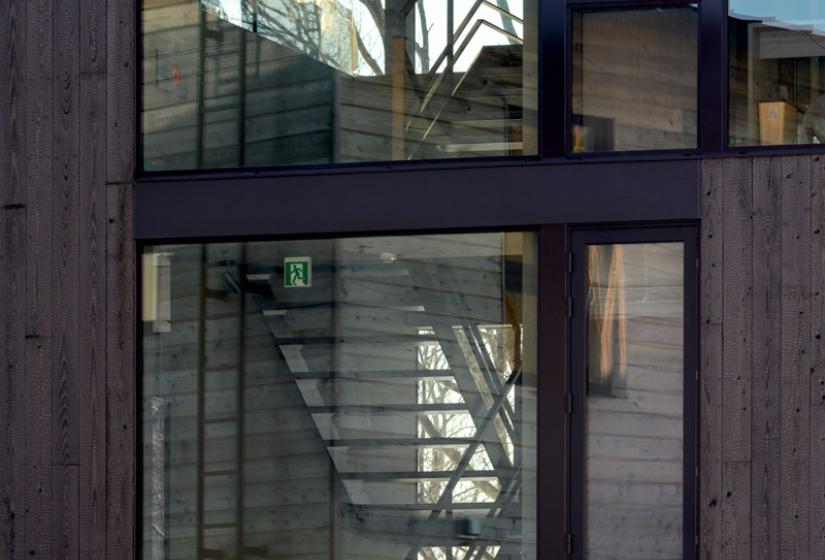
[0,0,135,559]
[701,156,825,559]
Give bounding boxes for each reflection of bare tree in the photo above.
[207,0,443,75]
[414,324,519,560]
[418,545,500,560]
[415,1,430,70]
[414,335,507,504]
[257,1,349,67]
[252,0,388,74]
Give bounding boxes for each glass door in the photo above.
[569,227,698,560]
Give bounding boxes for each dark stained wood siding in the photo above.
[0,0,135,559]
[701,156,825,559]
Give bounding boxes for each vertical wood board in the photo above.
[24,0,56,556]
[779,155,812,560]
[750,157,782,560]
[700,158,724,560]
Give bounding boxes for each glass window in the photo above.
[729,1,825,146]
[141,0,537,171]
[584,242,685,558]
[571,6,698,153]
[141,232,537,559]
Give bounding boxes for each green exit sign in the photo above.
[284,257,312,288]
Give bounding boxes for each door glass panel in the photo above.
[141,232,537,559]
[584,242,684,559]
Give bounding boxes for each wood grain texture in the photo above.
[811,154,825,557]
[700,158,724,560]
[52,466,79,560]
[720,158,753,480]
[780,156,812,560]
[24,0,56,556]
[751,157,782,560]
[106,182,135,560]
[78,0,108,558]
[702,156,825,558]
[52,0,81,469]
[1,0,28,557]
[1,0,133,556]
[722,160,756,558]
[106,0,135,183]
[0,176,27,560]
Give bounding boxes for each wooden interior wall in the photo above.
[571,8,698,151]
[701,156,825,559]
[0,0,135,558]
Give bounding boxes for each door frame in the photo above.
[567,225,699,560]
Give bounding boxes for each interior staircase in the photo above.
[193,247,526,559]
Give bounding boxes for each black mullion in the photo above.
[539,0,567,157]
[568,231,587,560]
[700,0,726,152]
[683,228,700,560]
[537,225,568,559]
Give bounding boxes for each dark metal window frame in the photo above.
[136,224,567,559]
[565,0,704,159]
[722,1,825,155]
[134,0,825,185]
[135,221,697,560]
[133,1,703,253]
[568,225,699,560]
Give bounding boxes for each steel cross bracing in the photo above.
[226,251,526,559]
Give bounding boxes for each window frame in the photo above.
[135,0,548,174]
[135,222,699,560]
[565,0,704,158]
[568,225,699,560]
[723,0,825,153]
[135,225,565,560]
[134,0,732,179]
[134,0,825,181]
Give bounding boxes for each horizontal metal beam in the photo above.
[135,159,700,241]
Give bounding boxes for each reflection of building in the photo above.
[3,1,825,560]
[729,3,825,144]
[142,0,529,169]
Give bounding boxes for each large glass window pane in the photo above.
[141,232,537,559]
[729,1,825,146]
[571,7,698,153]
[141,0,537,171]
[584,243,684,559]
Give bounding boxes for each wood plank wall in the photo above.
[0,0,135,558]
[701,156,825,559]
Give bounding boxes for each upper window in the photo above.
[571,5,699,153]
[141,0,537,171]
[729,1,825,147]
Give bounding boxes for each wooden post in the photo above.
[391,36,407,160]
[387,0,409,160]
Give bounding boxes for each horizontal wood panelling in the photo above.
[701,156,825,559]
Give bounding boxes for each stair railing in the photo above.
[403,0,523,158]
